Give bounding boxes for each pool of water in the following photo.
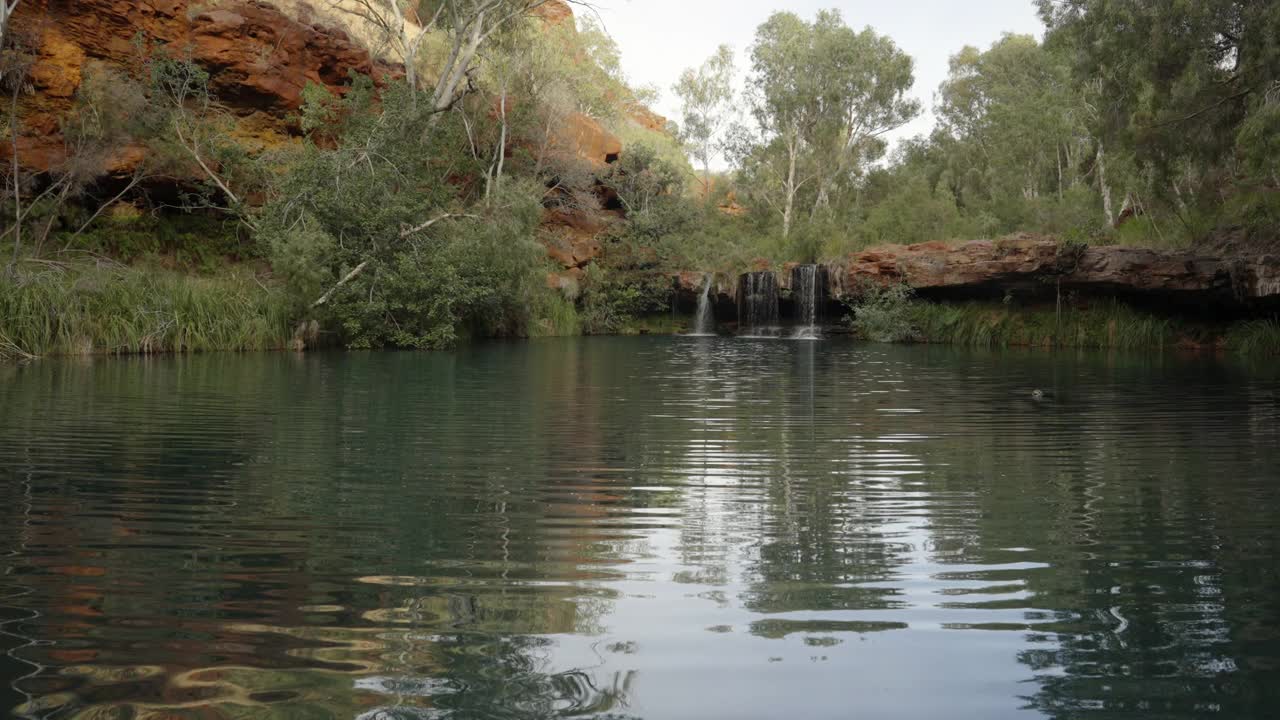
[2,337,1278,719]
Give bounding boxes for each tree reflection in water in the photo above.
[1,342,1278,719]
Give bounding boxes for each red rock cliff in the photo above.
[6,0,669,275]
[9,0,393,171]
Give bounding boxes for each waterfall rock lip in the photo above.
[834,235,1280,316]
[670,267,843,334]
[738,271,782,335]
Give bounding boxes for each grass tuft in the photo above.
[0,262,291,358]
[1227,318,1280,356]
[906,300,1175,350]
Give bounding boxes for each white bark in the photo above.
[1057,144,1064,200]
[312,260,371,308]
[432,11,485,113]
[782,134,798,239]
[1097,141,1114,226]
[336,1,440,95]
[0,1,19,49]
[486,81,508,203]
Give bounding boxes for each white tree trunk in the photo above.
[1057,144,1064,200]
[486,82,508,203]
[1097,142,1115,226]
[0,1,18,50]
[432,12,485,114]
[810,177,833,220]
[782,138,799,239]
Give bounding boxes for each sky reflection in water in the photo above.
[1,337,1278,719]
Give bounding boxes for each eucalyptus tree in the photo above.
[936,35,1086,207]
[743,11,825,239]
[336,0,440,96]
[2,0,22,271]
[673,45,735,199]
[742,10,917,238]
[805,20,917,218]
[1038,0,1280,232]
[335,0,583,114]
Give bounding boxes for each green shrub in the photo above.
[578,264,669,335]
[68,213,255,270]
[845,281,919,343]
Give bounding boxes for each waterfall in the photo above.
[791,265,823,340]
[692,273,716,336]
[738,271,780,337]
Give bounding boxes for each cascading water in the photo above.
[738,271,780,337]
[791,265,825,340]
[691,273,716,336]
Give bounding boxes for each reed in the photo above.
[1227,318,1280,356]
[905,300,1176,350]
[0,262,291,358]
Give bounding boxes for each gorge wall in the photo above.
[5,0,636,272]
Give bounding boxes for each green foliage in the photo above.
[1038,0,1280,238]
[258,78,548,349]
[610,119,692,187]
[528,291,582,338]
[603,144,688,216]
[1228,319,1280,356]
[577,264,669,335]
[908,300,1175,350]
[845,281,919,343]
[852,171,975,250]
[67,213,254,270]
[0,262,289,357]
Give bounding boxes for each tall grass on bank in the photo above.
[0,262,292,358]
[905,300,1177,350]
[1227,319,1280,356]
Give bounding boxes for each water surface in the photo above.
[2,338,1279,719]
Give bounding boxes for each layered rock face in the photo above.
[837,235,1280,314]
[10,0,393,172]
[9,0,652,277]
[668,235,1280,324]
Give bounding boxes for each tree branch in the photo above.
[1149,87,1254,129]
[399,212,480,237]
[312,260,371,308]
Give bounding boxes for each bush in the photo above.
[577,264,669,335]
[68,213,255,270]
[845,281,919,343]
[258,79,550,349]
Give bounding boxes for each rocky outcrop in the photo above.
[532,0,576,26]
[554,113,623,169]
[666,235,1280,326]
[9,0,668,277]
[8,0,393,173]
[837,235,1280,314]
[543,207,614,275]
[669,271,737,320]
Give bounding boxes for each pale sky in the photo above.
[587,0,1045,162]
